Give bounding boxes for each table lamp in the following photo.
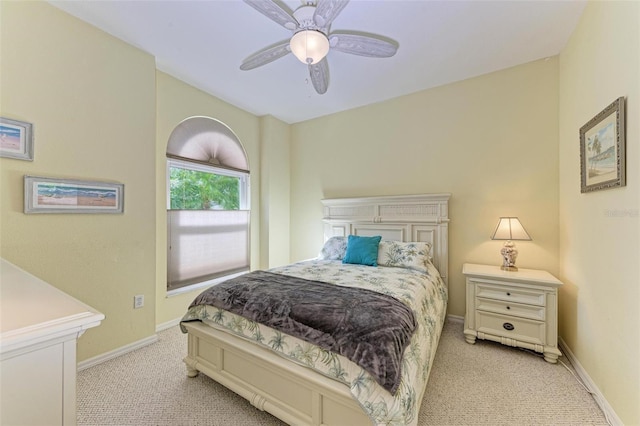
[491,217,531,271]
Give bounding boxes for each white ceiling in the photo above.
[49,0,586,124]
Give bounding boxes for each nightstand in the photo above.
[462,263,562,363]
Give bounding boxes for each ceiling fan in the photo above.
[240,0,399,94]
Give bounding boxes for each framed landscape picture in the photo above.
[24,176,124,214]
[580,97,626,193]
[0,117,34,161]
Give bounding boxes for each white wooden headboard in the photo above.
[321,194,451,286]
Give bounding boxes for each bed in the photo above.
[180,194,450,426]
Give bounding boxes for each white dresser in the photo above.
[1,259,104,426]
[462,263,562,363]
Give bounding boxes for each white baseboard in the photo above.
[446,314,464,323]
[77,318,183,371]
[77,334,158,371]
[156,317,182,332]
[558,337,622,426]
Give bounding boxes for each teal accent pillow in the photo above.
[342,235,382,266]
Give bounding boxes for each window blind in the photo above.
[167,210,250,291]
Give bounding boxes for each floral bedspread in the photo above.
[181,259,447,426]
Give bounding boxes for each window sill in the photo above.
[166,270,249,298]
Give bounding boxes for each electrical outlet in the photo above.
[134,294,144,309]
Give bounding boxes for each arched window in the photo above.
[166,117,250,293]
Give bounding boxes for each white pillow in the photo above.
[318,236,348,260]
[377,241,432,273]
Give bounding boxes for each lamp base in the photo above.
[500,265,519,271]
[500,241,519,271]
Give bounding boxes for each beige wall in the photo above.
[154,71,264,325]
[558,1,640,424]
[4,3,637,422]
[0,1,291,359]
[259,115,291,269]
[0,2,157,360]
[290,58,560,317]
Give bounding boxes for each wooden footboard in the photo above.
[182,321,372,426]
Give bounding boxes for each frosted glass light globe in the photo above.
[290,30,329,64]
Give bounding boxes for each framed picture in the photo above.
[580,97,626,193]
[0,117,34,161]
[24,175,124,214]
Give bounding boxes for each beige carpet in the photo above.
[77,319,609,425]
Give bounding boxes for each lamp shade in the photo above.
[491,217,532,241]
[290,30,330,65]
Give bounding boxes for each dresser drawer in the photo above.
[475,283,545,306]
[476,311,545,345]
[476,297,545,321]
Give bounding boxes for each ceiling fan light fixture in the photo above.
[290,30,329,65]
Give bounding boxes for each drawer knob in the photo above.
[506,292,511,296]
[506,306,511,310]
[503,322,515,331]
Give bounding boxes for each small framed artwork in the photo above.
[0,117,34,161]
[580,97,626,193]
[24,175,124,214]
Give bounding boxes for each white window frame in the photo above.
[166,158,250,211]
[166,158,250,296]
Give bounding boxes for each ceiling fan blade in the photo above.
[313,0,349,29]
[308,58,329,94]
[240,41,291,70]
[243,0,298,30]
[329,33,398,58]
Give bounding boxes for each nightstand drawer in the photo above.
[476,283,545,306]
[476,311,545,345]
[476,297,545,321]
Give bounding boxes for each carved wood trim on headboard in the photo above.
[321,194,451,286]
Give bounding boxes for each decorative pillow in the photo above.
[318,236,348,260]
[377,240,432,273]
[342,235,382,266]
